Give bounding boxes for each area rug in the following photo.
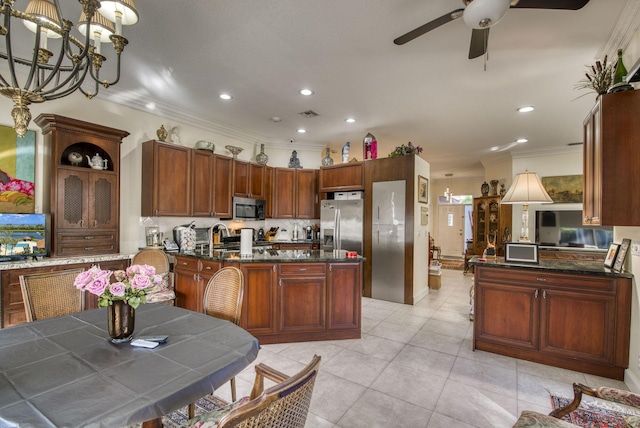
[550,393,640,427]
[439,259,464,270]
[162,394,229,428]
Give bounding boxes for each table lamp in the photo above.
[500,170,553,243]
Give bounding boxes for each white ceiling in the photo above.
[99,0,633,178]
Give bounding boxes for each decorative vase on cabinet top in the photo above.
[322,148,334,166]
[256,143,269,165]
[481,181,490,196]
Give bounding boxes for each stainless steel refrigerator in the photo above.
[320,198,363,254]
[371,180,406,303]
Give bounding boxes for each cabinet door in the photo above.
[540,289,615,364]
[241,263,277,334]
[264,166,274,218]
[473,198,487,255]
[173,256,201,312]
[192,150,214,216]
[233,160,250,197]
[583,104,601,225]
[56,168,89,229]
[89,173,118,229]
[319,163,365,192]
[274,168,295,218]
[295,169,318,219]
[327,262,361,330]
[249,163,265,199]
[474,281,539,350]
[279,264,326,333]
[213,155,233,218]
[143,142,191,216]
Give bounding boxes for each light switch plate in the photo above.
[631,241,640,256]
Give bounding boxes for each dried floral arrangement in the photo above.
[575,55,614,95]
[388,142,423,157]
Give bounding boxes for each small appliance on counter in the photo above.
[257,228,265,240]
[173,222,196,252]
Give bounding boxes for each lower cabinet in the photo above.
[174,257,362,344]
[474,265,631,380]
[173,255,221,313]
[1,258,129,328]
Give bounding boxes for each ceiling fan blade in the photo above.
[469,28,489,59]
[394,8,464,45]
[511,0,589,10]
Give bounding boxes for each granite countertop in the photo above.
[175,248,363,263]
[468,255,633,279]
[0,253,134,271]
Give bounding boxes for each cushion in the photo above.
[185,397,249,428]
[512,410,577,428]
[146,272,172,294]
[145,288,176,303]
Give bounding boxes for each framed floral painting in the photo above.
[418,175,428,204]
[0,125,35,213]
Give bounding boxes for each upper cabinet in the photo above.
[213,155,233,218]
[233,160,265,199]
[583,91,640,226]
[319,162,364,192]
[141,140,192,217]
[35,114,128,257]
[274,168,319,219]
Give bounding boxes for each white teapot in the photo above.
[86,153,108,170]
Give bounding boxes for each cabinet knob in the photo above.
[84,236,94,240]
[536,277,547,282]
[84,247,94,250]
[299,268,307,271]
[534,289,539,298]
[204,266,211,270]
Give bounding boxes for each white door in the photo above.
[438,204,465,258]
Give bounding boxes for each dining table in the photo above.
[0,303,260,427]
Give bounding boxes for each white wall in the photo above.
[414,156,431,302]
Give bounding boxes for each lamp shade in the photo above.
[98,0,139,26]
[501,171,553,204]
[77,11,115,42]
[23,0,62,37]
[463,0,510,29]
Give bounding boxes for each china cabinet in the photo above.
[472,196,511,256]
[35,114,128,257]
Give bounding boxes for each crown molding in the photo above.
[510,144,582,159]
[595,0,640,59]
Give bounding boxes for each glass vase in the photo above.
[321,148,334,166]
[108,300,135,343]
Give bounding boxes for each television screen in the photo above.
[0,213,48,261]
[534,210,613,250]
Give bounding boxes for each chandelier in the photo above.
[0,0,139,137]
[443,173,453,202]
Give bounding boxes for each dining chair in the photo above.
[186,354,321,428]
[131,248,175,305]
[188,266,245,418]
[19,268,85,322]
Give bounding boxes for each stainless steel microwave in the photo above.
[233,197,265,220]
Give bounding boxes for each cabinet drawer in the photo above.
[200,259,221,274]
[55,242,117,257]
[57,231,117,243]
[174,256,199,271]
[279,263,326,276]
[476,267,615,292]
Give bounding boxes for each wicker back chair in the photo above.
[203,267,244,325]
[131,249,175,305]
[217,354,321,428]
[19,268,85,322]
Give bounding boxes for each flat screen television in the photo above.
[0,213,49,261]
[534,210,612,250]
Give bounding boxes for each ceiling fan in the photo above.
[394,0,590,59]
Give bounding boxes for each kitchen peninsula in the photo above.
[470,256,632,380]
[174,248,363,344]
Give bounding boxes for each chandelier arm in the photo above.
[2,4,19,89]
[41,65,90,100]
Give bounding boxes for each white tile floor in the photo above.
[215,269,630,428]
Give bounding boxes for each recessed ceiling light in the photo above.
[145,102,156,110]
[345,118,356,123]
[517,105,534,113]
[300,89,314,96]
[297,128,306,133]
[219,93,232,100]
[516,138,528,143]
[270,116,282,122]
[490,146,499,151]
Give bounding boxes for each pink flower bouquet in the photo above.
[74,264,163,308]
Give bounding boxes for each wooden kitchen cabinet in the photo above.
[319,162,364,192]
[173,255,221,313]
[278,263,326,334]
[264,166,274,218]
[233,160,265,199]
[274,168,319,219]
[583,90,640,226]
[35,114,128,257]
[213,155,233,218]
[474,264,631,379]
[472,196,511,256]
[1,258,129,328]
[191,149,215,216]
[141,140,191,217]
[240,263,278,335]
[327,262,361,330]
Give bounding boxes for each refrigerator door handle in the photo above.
[334,208,341,250]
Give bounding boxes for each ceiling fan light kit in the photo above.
[462,0,510,29]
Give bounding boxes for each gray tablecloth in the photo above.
[0,304,259,427]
